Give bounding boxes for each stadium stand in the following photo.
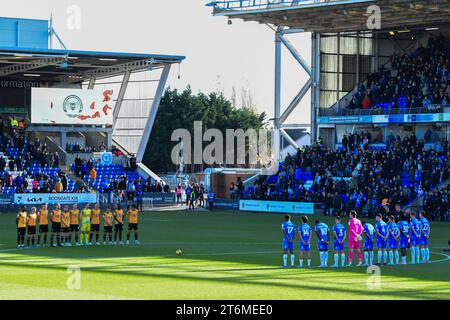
[345,34,450,113]
[245,134,450,221]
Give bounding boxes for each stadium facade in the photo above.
[0,16,184,181]
[209,0,450,157]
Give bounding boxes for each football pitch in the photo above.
[0,210,449,300]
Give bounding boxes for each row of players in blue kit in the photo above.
[281,210,431,268]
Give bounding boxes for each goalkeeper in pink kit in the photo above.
[348,210,363,266]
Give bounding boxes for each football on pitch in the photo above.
[176,249,182,256]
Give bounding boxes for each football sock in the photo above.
[324,252,328,266]
[348,251,353,264]
[307,259,311,267]
[319,252,324,265]
[283,254,288,267]
[383,251,387,264]
[395,251,399,264]
[421,249,425,262]
[290,254,295,266]
[17,235,20,245]
[425,248,430,262]
[377,251,382,264]
[411,247,416,263]
[134,234,138,241]
[415,247,420,263]
[299,259,303,267]
[370,251,374,265]
[364,251,369,264]
[334,254,339,265]
[357,251,362,264]
[389,251,394,264]
[341,254,346,267]
[96,233,99,242]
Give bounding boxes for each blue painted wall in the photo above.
[0,17,48,49]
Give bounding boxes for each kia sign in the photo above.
[14,193,98,205]
[31,88,115,125]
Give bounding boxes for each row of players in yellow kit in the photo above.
[16,203,140,248]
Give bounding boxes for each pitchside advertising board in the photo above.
[14,193,98,205]
[239,200,315,215]
[31,88,116,125]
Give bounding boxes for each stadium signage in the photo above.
[320,113,450,124]
[210,199,240,210]
[142,193,176,205]
[0,80,41,88]
[31,87,116,125]
[0,194,13,206]
[14,193,98,205]
[239,200,314,215]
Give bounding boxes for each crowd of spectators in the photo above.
[347,34,450,112]
[66,142,106,154]
[246,134,450,221]
[0,132,72,194]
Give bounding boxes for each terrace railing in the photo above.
[208,0,344,12]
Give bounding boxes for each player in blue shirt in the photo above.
[332,216,346,268]
[375,213,388,265]
[315,219,330,268]
[362,220,375,266]
[282,215,296,268]
[419,210,431,263]
[298,216,312,268]
[387,215,400,265]
[409,211,422,264]
[397,215,410,265]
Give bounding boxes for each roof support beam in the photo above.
[57,59,153,83]
[0,56,66,77]
[113,71,131,127]
[279,33,312,76]
[280,78,312,124]
[280,128,300,150]
[136,64,171,162]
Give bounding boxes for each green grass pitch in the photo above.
[0,210,449,300]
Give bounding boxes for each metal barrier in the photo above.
[209,0,343,12]
[320,105,446,117]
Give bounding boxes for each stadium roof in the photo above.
[0,47,185,83]
[209,0,450,33]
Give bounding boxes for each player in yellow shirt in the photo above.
[126,205,140,245]
[70,204,80,246]
[80,204,92,246]
[26,207,38,248]
[103,206,114,245]
[37,204,49,247]
[114,205,125,245]
[90,204,101,245]
[50,204,62,247]
[61,205,71,246]
[16,206,27,248]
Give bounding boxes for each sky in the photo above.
[2,0,312,125]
